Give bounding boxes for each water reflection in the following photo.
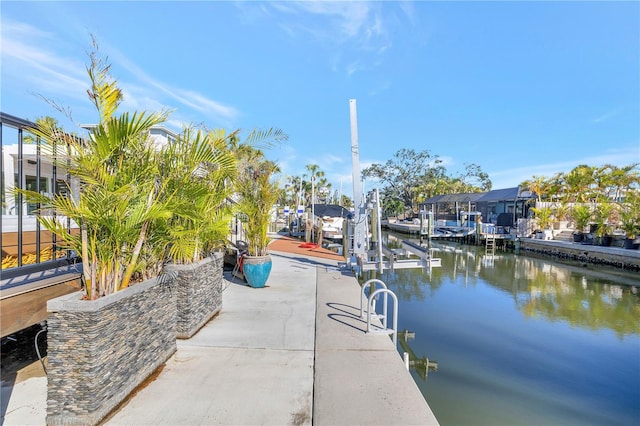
[362,232,640,425]
[382,233,640,338]
[398,330,438,380]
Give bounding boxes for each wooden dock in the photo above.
[1,266,81,337]
[383,221,514,247]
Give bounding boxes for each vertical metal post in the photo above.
[35,134,41,263]
[17,128,24,267]
[350,99,361,210]
[349,99,367,259]
[311,174,315,243]
[374,189,384,274]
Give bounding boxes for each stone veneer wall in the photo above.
[519,239,640,272]
[46,278,177,425]
[165,252,224,339]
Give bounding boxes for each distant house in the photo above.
[1,114,180,273]
[419,187,535,225]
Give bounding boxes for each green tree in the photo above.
[563,165,597,203]
[521,175,553,204]
[235,152,281,256]
[340,194,354,208]
[362,149,490,216]
[156,126,237,264]
[19,47,172,299]
[305,164,325,205]
[362,148,444,214]
[456,163,492,192]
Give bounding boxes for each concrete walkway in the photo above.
[2,239,438,425]
[314,258,438,425]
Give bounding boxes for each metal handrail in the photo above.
[366,288,399,346]
[360,278,387,319]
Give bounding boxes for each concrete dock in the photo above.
[1,235,438,425]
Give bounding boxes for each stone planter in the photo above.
[164,252,224,339]
[46,277,177,425]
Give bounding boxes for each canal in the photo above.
[364,233,640,425]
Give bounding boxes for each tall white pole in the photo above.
[312,175,315,242]
[349,99,367,258]
[350,99,361,208]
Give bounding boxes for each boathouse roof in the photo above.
[422,192,484,204]
[476,187,521,202]
[422,187,525,204]
[310,204,351,218]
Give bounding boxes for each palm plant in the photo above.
[157,127,237,264]
[619,190,640,238]
[593,202,614,237]
[522,175,552,203]
[620,208,638,239]
[553,203,570,222]
[18,51,171,299]
[571,204,592,234]
[564,165,597,203]
[235,153,281,256]
[531,206,553,231]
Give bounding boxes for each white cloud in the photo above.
[2,18,239,128]
[105,46,239,125]
[248,1,395,76]
[2,21,88,100]
[593,108,621,124]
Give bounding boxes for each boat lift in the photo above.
[345,99,441,275]
[345,100,441,373]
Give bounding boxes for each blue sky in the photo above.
[2,1,639,198]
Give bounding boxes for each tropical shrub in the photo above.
[571,204,592,234]
[593,202,614,237]
[531,206,553,230]
[156,127,237,264]
[618,191,640,238]
[18,50,172,299]
[235,154,281,256]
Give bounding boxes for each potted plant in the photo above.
[593,202,614,246]
[571,204,592,242]
[619,198,639,249]
[234,153,281,288]
[19,50,178,425]
[553,202,570,230]
[157,126,237,338]
[531,206,553,239]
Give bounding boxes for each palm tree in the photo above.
[607,163,639,202]
[20,50,171,299]
[564,165,597,203]
[305,164,325,205]
[156,126,237,264]
[522,175,552,204]
[235,153,281,256]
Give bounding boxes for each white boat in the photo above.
[311,204,350,242]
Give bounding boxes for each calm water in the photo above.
[365,234,640,426]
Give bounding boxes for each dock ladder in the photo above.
[360,279,388,320]
[361,279,399,346]
[485,233,496,256]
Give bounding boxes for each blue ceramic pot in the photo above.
[242,254,272,288]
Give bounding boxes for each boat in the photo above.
[311,204,351,243]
